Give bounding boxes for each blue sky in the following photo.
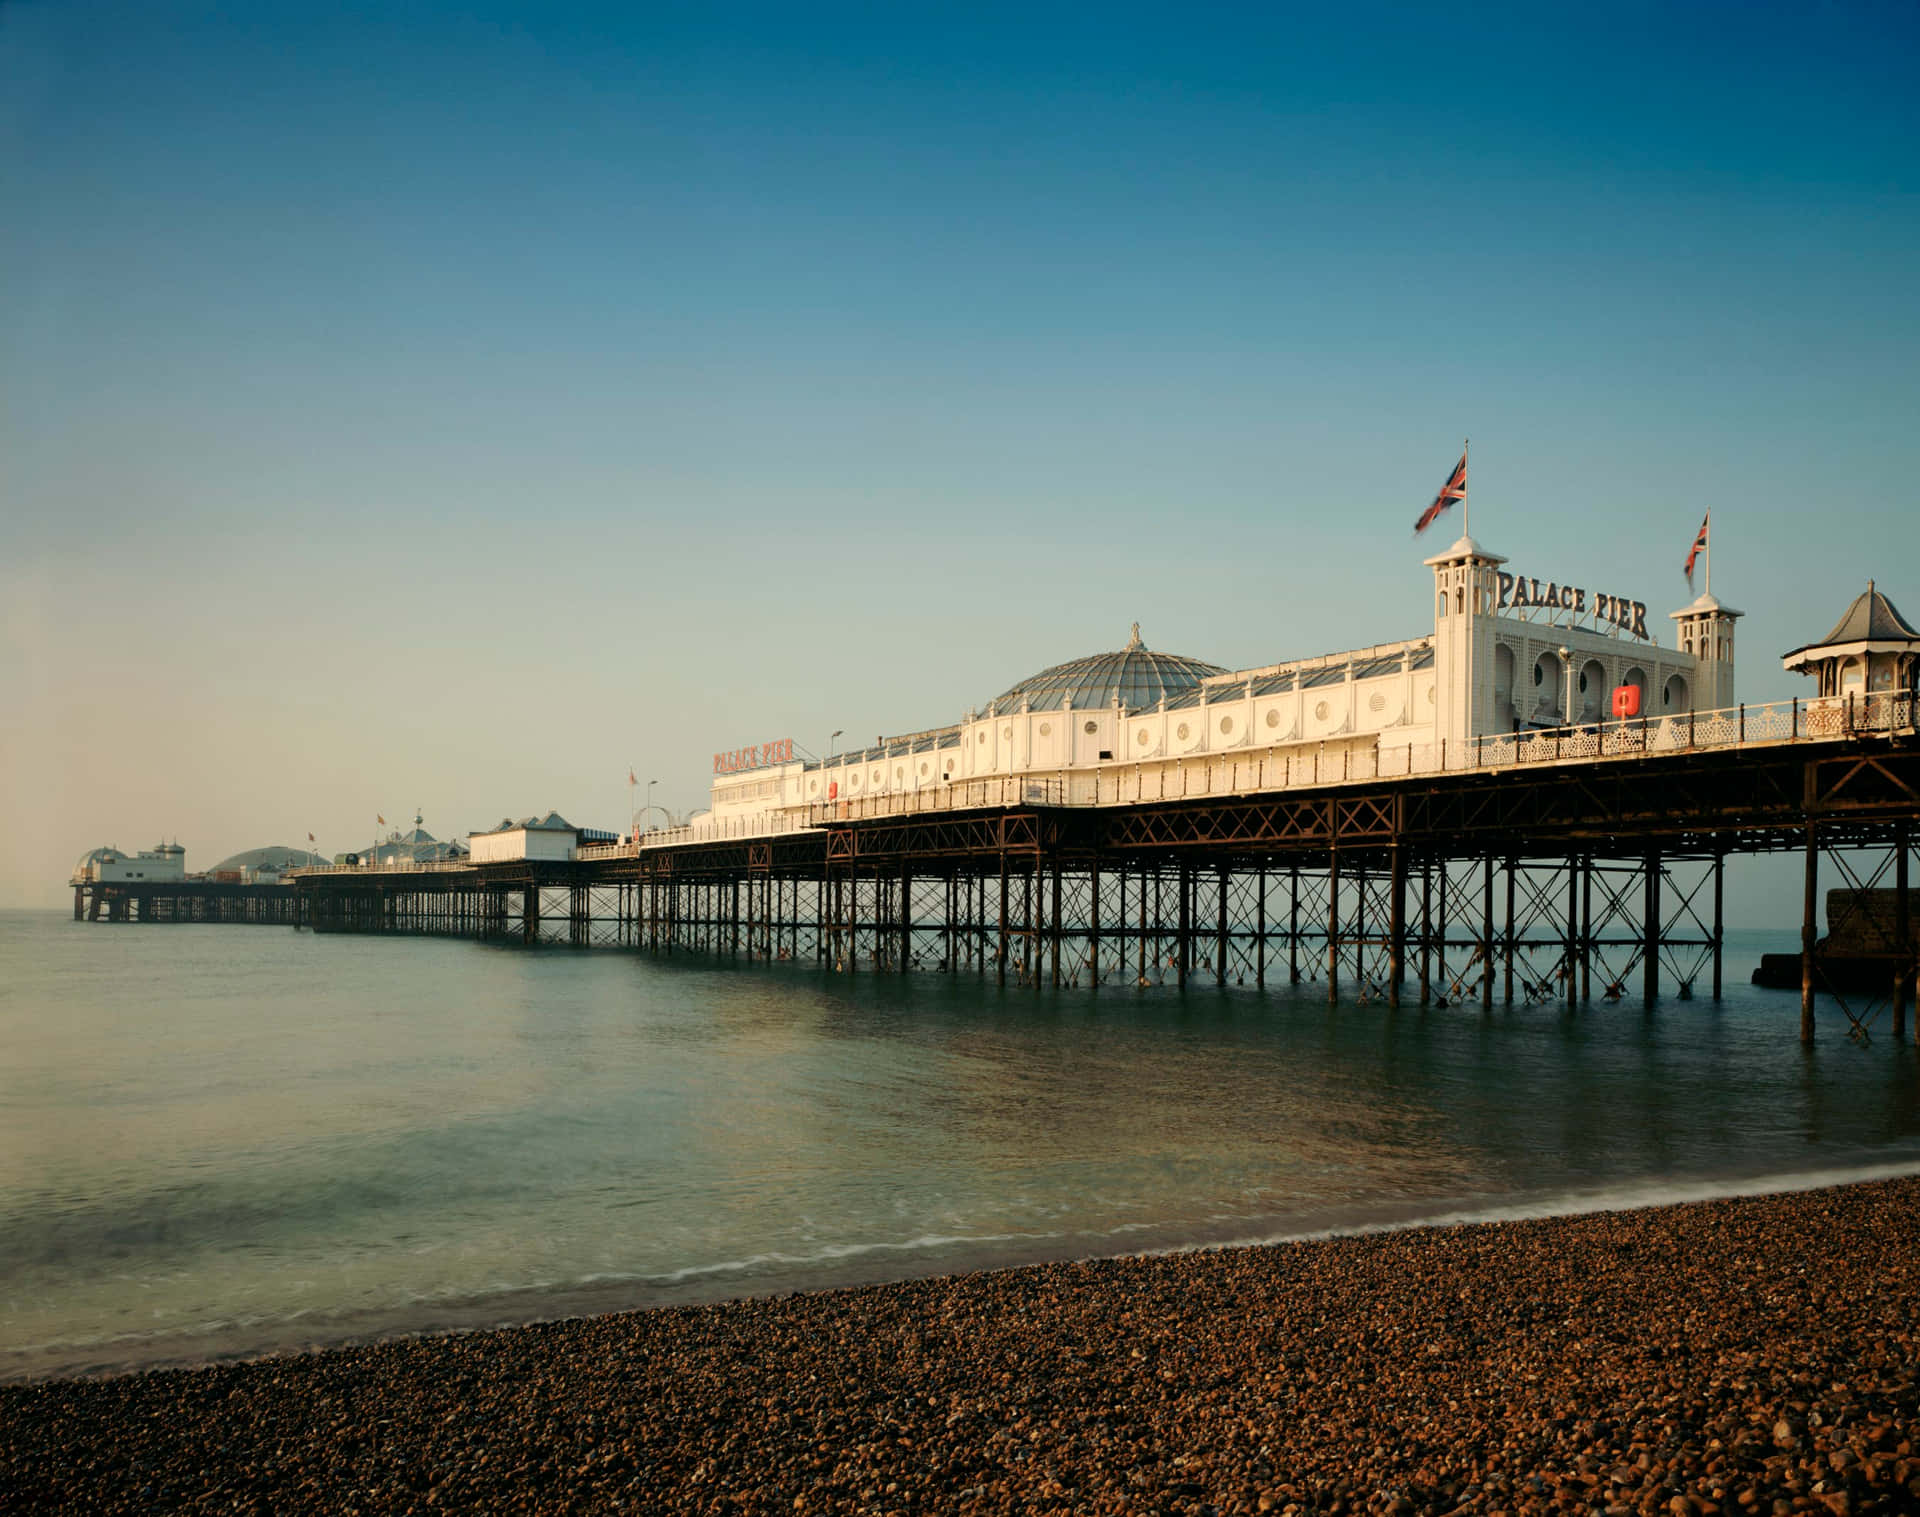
[4,0,1918,919]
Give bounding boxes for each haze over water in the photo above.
[6,909,1920,1382]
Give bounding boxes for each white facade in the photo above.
[703,533,1734,827]
[468,812,579,863]
[73,843,187,884]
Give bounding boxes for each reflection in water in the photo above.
[2,911,1917,1379]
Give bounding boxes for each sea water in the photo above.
[5,908,1918,1380]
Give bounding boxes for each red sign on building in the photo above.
[713,738,795,774]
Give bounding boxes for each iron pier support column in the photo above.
[1801,822,1818,1044]
[1089,863,1101,990]
[1418,858,1432,1006]
[1215,865,1228,987]
[1050,864,1063,988]
[1389,845,1406,1009]
[900,862,913,974]
[1566,853,1580,1009]
[1503,856,1516,1005]
[1480,857,1494,1011]
[997,852,1009,986]
[1898,824,1912,1044]
[1255,861,1267,990]
[1288,865,1300,983]
[1712,846,1726,1002]
[1643,851,1660,1007]
[1580,856,1593,1003]
[1167,860,1182,990]
[1327,850,1341,1005]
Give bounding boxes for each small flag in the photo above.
[1684,510,1710,588]
[377,814,385,826]
[308,832,315,843]
[628,768,637,786]
[1414,451,1468,536]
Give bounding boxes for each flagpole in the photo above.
[1462,438,1470,538]
[1704,509,1712,596]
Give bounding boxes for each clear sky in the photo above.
[4,1,1917,922]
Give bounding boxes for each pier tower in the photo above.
[1671,592,1742,712]
[1425,534,1507,751]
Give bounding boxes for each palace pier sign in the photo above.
[713,738,795,774]
[1496,571,1649,641]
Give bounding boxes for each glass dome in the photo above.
[988,624,1225,714]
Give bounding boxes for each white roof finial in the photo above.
[1125,621,1144,651]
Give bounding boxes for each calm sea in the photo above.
[5,908,1919,1380]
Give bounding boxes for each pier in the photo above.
[254,693,1917,1045]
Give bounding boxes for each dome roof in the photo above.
[988,624,1225,714]
[75,846,123,869]
[210,845,328,873]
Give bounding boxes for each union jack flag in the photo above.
[1684,511,1710,587]
[1413,452,1468,535]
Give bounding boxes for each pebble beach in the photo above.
[6,1176,1919,1516]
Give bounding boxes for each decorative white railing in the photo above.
[285,859,472,879]
[575,811,818,861]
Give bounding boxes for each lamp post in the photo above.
[646,778,658,832]
[829,729,843,762]
[1557,645,1574,728]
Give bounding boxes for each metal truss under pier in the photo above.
[277,737,1920,1044]
[71,879,302,926]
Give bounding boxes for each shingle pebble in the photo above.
[7,1177,1920,1514]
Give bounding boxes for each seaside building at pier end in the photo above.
[71,841,187,885]
[701,535,1738,831]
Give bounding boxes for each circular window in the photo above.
[1219,716,1234,734]
[871,769,881,785]
[1314,700,1330,721]
[978,732,987,744]
[918,762,929,777]
[1427,687,1436,705]
[1265,709,1280,728]
[894,767,904,782]
[1083,720,1098,735]
[809,780,819,796]
[1038,722,1051,737]
[1137,730,1151,745]
[849,773,861,790]
[1368,692,1386,713]
[1176,722,1190,740]
[1002,726,1012,740]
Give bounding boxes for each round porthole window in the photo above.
[1369,692,1386,712]
[1083,720,1098,735]
[1038,722,1051,737]
[1265,709,1280,728]
[1314,700,1330,721]
[849,773,861,790]
[978,732,987,744]
[1427,688,1436,705]
[872,769,881,785]
[918,762,929,777]
[1219,716,1234,734]
[809,780,819,795]
[1176,722,1190,740]
[894,767,904,782]
[1137,730,1151,745]
[1002,726,1012,740]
